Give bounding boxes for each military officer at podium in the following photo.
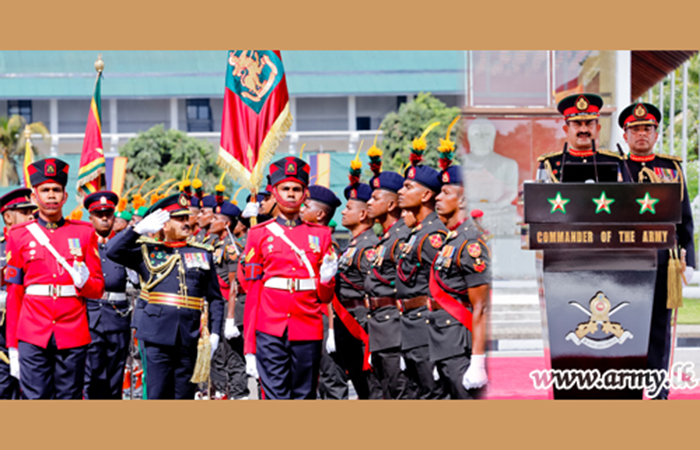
[619,102,695,399]
[537,93,622,183]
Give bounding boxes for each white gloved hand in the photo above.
[127,268,140,286]
[134,209,170,235]
[320,253,338,284]
[72,260,90,289]
[433,366,440,381]
[683,267,695,286]
[462,354,488,390]
[245,353,259,379]
[224,318,241,339]
[209,334,220,358]
[368,353,373,368]
[241,202,259,219]
[9,348,20,380]
[326,329,336,354]
[399,355,406,372]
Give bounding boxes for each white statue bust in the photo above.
[462,118,519,235]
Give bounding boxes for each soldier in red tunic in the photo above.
[240,156,338,399]
[5,158,105,399]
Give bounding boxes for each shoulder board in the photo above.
[537,151,562,162]
[12,219,38,231]
[657,153,682,162]
[305,221,329,230]
[597,149,622,160]
[190,241,214,252]
[250,217,276,230]
[136,236,160,245]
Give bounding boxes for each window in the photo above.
[186,99,212,132]
[356,116,371,131]
[8,100,32,123]
[396,96,407,109]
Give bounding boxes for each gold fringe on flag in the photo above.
[217,102,293,192]
[667,247,683,309]
[190,302,212,383]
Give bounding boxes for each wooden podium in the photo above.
[522,182,681,399]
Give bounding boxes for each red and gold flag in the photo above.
[77,65,106,200]
[217,50,293,191]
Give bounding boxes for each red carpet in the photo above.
[483,355,700,400]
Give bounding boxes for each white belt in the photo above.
[264,277,317,292]
[25,284,78,298]
[97,292,127,302]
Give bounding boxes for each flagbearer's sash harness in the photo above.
[263,221,318,292]
[24,222,81,298]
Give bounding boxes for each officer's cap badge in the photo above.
[634,103,647,118]
[576,95,589,111]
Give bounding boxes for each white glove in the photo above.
[241,201,259,219]
[462,354,488,390]
[368,353,373,368]
[320,253,338,284]
[326,329,336,354]
[399,355,406,372]
[127,269,140,286]
[245,353,259,379]
[9,348,20,380]
[209,334,220,358]
[134,209,169,235]
[433,366,440,381]
[224,319,241,339]
[71,260,90,289]
[683,267,695,286]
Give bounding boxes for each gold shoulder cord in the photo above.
[673,161,685,202]
[639,167,660,184]
[141,244,181,292]
[543,160,559,183]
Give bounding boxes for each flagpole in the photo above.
[23,126,33,188]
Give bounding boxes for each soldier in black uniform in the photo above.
[300,185,347,399]
[209,201,250,399]
[430,159,491,399]
[106,193,224,399]
[0,188,37,399]
[618,102,695,399]
[194,195,217,245]
[537,93,622,183]
[396,163,448,399]
[333,181,383,399]
[82,191,132,399]
[365,171,415,399]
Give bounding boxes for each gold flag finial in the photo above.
[95,54,105,73]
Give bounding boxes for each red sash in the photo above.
[429,268,473,332]
[332,294,372,371]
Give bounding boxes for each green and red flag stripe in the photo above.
[217,50,293,191]
[77,71,106,200]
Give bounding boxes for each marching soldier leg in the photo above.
[227,333,249,399]
[256,330,293,400]
[143,341,176,400]
[211,335,232,396]
[647,265,672,399]
[335,317,370,399]
[317,314,348,399]
[84,327,109,399]
[403,345,446,399]
[53,342,88,400]
[18,340,55,399]
[173,337,197,400]
[373,348,415,399]
[106,329,131,399]
[290,339,322,399]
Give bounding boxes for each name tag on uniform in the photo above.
[184,252,210,270]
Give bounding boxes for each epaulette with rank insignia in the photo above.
[136,236,160,245]
[189,241,214,252]
[537,151,562,162]
[657,153,682,162]
[597,149,622,160]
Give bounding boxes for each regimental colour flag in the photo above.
[217,50,293,191]
[76,65,107,201]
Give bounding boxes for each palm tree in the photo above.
[0,115,50,187]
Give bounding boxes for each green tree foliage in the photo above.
[119,125,231,202]
[379,93,463,173]
[0,115,49,187]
